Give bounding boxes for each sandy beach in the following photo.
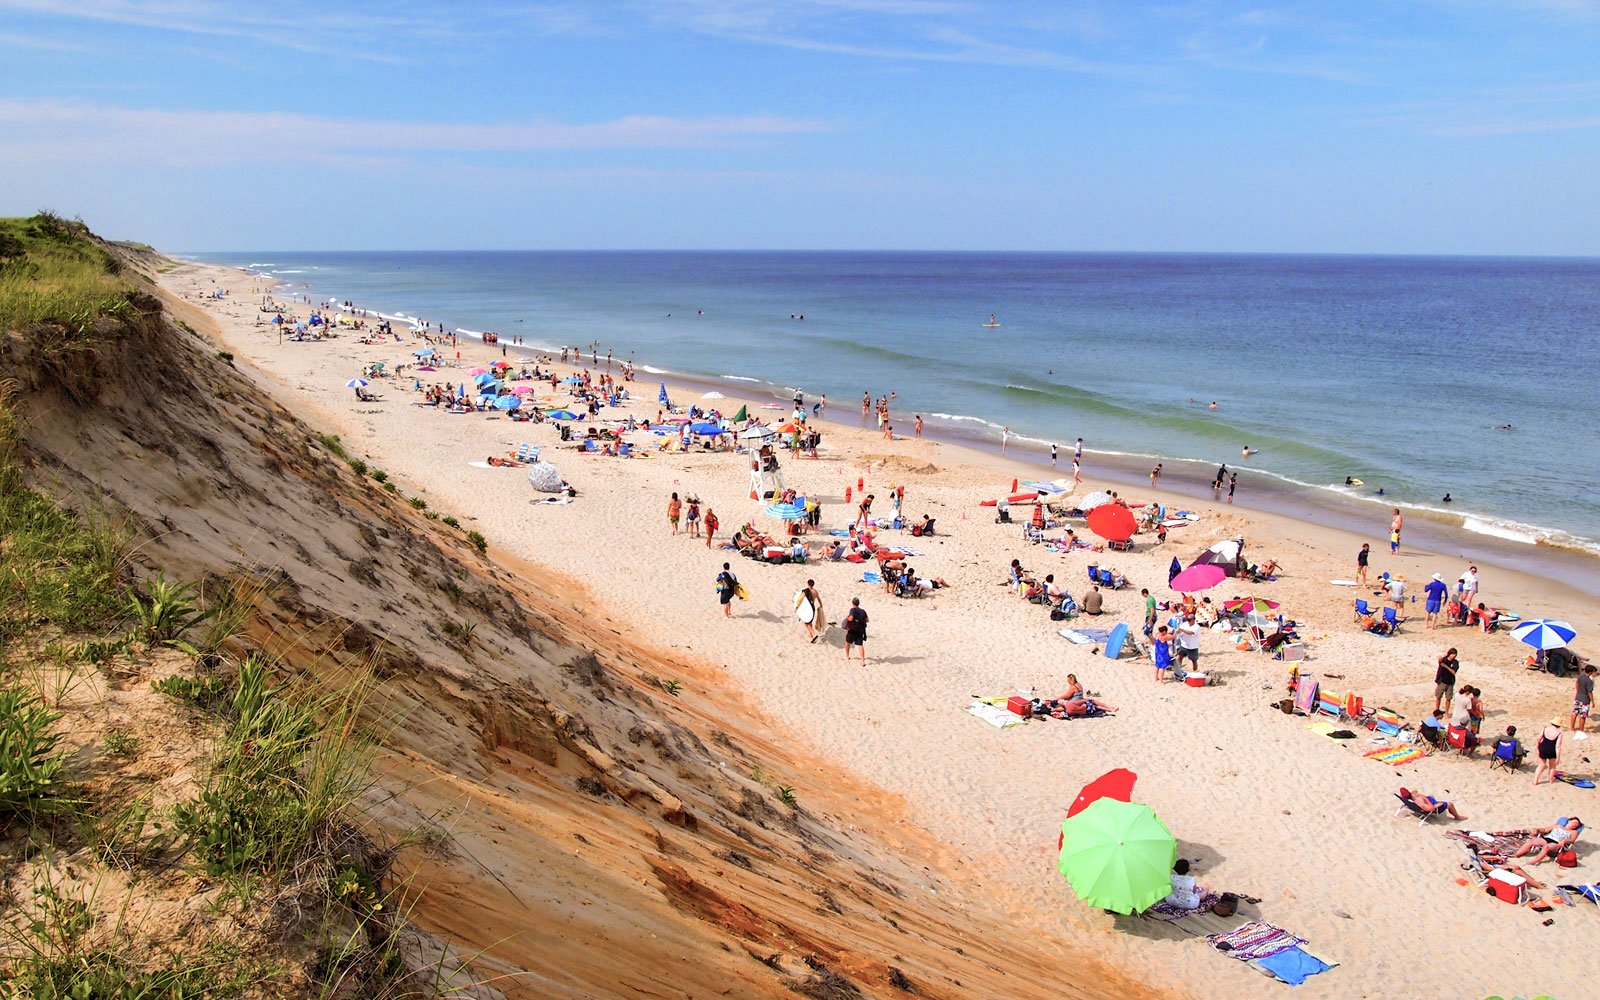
[169,262,1600,1000]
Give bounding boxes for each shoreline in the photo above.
[177,259,1600,1000]
[223,257,1600,600]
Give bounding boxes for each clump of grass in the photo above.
[369,469,387,483]
[347,457,368,476]
[0,213,132,335]
[311,432,348,460]
[466,530,487,555]
[381,482,398,494]
[101,728,138,759]
[775,785,798,808]
[127,574,215,646]
[0,383,128,645]
[407,496,427,510]
[172,654,375,888]
[663,679,682,696]
[440,515,459,529]
[0,684,70,822]
[151,674,230,713]
[216,350,234,364]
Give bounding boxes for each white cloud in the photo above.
[0,99,832,168]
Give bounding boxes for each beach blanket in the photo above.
[1059,628,1116,644]
[1445,830,1536,865]
[1362,746,1426,766]
[965,700,1025,729]
[1293,678,1320,716]
[862,572,880,584]
[1143,891,1221,922]
[1207,921,1306,962]
[1253,946,1335,986]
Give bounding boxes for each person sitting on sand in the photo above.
[1165,859,1206,909]
[1399,787,1465,820]
[825,540,847,561]
[1009,559,1035,590]
[1509,817,1583,864]
[1194,597,1218,627]
[1471,603,1502,632]
[1080,585,1105,616]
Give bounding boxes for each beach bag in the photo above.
[1050,608,1068,622]
[733,583,748,601]
[1557,849,1579,868]
[1211,892,1239,917]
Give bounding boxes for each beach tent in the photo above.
[526,462,564,493]
[730,404,748,423]
[1191,538,1245,577]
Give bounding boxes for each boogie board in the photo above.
[795,593,816,625]
[979,492,1040,507]
[1104,623,1129,659]
[1329,580,1359,587]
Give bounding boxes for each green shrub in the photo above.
[381,482,398,494]
[467,531,487,555]
[311,432,348,460]
[101,728,138,759]
[0,684,68,821]
[172,655,373,885]
[0,214,132,335]
[151,674,229,713]
[440,515,459,529]
[407,496,427,510]
[369,469,388,483]
[128,575,215,645]
[347,458,368,476]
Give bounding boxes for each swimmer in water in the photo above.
[1344,476,1354,486]
[1208,401,1218,410]
[1375,488,1386,496]
[1241,446,1251,458]
[1442,493,1453,503]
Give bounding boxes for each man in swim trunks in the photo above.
[716,563,738,618]
[1572,665,1596,736]
[1356,542,1370,585]
[843,598,868,663]
[1423,573,1449,629]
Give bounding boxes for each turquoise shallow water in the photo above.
[196,250,1600,560]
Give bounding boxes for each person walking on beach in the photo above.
[862,392,870,417]
[685,496,701,538]
[1071,457,1082,486]
[1356,543,1370,585]
[1001,427,1009,453]
[1227,473,1237,503]
[914,415,923,439]
[716,563,738,618]
[1423,573,1448,628]
[667,492,681,536]
[1212,464,1227,493]
[843,597,868,664]
[1051,443,1058,468]
[1075,438,1083,463]
[1390,508,1403,554]
[1434,648,1459,713]
[1460,564,1479,608]
[1572,665,1596,738]
[796,579,823,643]
[856,494,874,530]
[703,507,719,549]
[1142,588,1157,637]
[1151,463,1162,487]
[1533,720,1564,786]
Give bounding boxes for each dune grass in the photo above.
[0,212,132,336]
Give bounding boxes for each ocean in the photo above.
[196,250,1600,576]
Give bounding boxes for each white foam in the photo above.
[638,365,670,374]
[722,375,762,383]
[1462,517,1540,545]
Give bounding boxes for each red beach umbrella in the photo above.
[1059,767,1139,849]
[1085,504,1137,542]
[1170,564,1227,593]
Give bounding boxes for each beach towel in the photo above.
[1058,628,1117,644]
[1293,678,1320,716]
[1253,946,1335,986]
[1143,891,1221,922]
[965,700,1025,729]
[1207,921,1306,962]
[1362,746,1425,766]
[1445,830,1536,865]
[862,572,880,584]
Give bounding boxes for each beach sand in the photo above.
[169,262,1599,999]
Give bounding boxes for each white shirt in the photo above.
[1461,569,1479,594]
[1175,623,1201,650]
[1387,580,1407,601]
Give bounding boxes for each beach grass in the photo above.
[0,212,133,335]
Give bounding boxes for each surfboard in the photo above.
[982,322,1001,328]
[979,492,1040,507]
[1346,478,1364,487]
[1329,580,1359,587]
[795,593,816,625]
[1104,623,1129,660]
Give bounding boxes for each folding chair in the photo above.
[1383,607,1401,634]
[1394,789,1442,826]
[1353,598,1374,621]
[1488,738,1526,772]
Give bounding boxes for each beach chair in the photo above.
[1353,598,1374,621]
[1383,607,1402,634]
[1107,538,1133,552]
[1393,789,1442,827]
[1022,523,1044,544]
[1489,738,1526,773]
[1274,642,1306,663]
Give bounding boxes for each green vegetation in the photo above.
[775,785,798,808]
[0,387,128,646]
[348,457,368,476]
[128,574,215,646]
[172,654,374,888]
[0,213,132,336]
[466,531,487,555]
[101,728,138,759]
[151,673,230,712]
[0,684,69,822]
[663,679,682,696]
[440,515,459,529]
[311,432,348,460]
[369,469,388,483]
[408,496,427,510]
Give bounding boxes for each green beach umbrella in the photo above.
[730,404,748,423]
[1056,798,1177,914]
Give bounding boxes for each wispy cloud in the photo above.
[0,99,833,169]
[1351,78,1600,135]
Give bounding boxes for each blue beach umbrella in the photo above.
[764,502,806,521]
[1511,619,1577,651]
[658,382,671,406]
[548,409,580,420]
[414,347,435,357]
[493,396,521,410]
[473,372,496,386]
[690,422,726,436]
[561,376,585,385]
[345,378,368,388]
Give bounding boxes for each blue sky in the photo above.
[1,1,1598,253]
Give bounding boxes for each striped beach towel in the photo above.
[1363,745,1425,766]
[1207,921,1306,962]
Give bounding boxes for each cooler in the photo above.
[1185,673,1209,688]
[1487,870,1527,904]
[1007,696,1034,717]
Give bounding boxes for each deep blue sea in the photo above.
[195,250,1600,561]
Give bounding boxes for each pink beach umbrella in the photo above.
[467,366,488,376]
[1170,564,1227,594]
[509,385,535,395]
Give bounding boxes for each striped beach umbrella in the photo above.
[764,502,806,521]
[1511,619,1577,651]
[345,378,368,388]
